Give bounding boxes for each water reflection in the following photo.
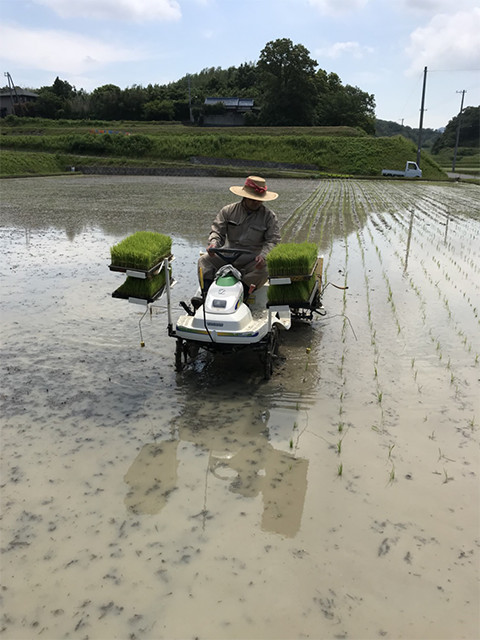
[124,407,309,538]
[403,208,415,273]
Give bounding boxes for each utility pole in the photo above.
[4,72,19,114]
[452,90,466,172]
[416,66,428,167]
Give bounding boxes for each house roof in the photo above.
[204,97,254,109]
[0,89,38,98]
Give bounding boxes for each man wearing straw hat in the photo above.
[198,175,281,293]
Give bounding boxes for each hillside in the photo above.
[1,120,446,179]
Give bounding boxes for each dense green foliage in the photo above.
[257,39,319,126]
[268,275,317,304]
[1,38,375,132]
[432,106,479,152]
[110,231,172,270]
[267,242,318,276]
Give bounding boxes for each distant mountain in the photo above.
[375,119,441,150]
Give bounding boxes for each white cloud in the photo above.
[316,41,374,59]
[33,0,181,22]
[402,0,478,14]
[0,24,143,75]
[406,8,480,74]
[307,0,369,14]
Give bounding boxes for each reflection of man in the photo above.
[124,441,178,515]
[198,176,281,293]
[123,406,309,537]
[209,444,309,538]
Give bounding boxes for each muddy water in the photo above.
[1,176,479,639]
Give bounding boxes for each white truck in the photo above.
[382,161,422,178]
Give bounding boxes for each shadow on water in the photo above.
[124,322,319,538]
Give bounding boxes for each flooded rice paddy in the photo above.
[1,175,479,640]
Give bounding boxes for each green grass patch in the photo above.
[113,270,167,301]
[0,150,65,176]
[110,231,172,270]
[267,242,318,276]
[268,274,317,305]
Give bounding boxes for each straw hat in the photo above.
[229,176,278,202]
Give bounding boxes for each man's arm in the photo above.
[259,209,281,258]
[208,206,229,248]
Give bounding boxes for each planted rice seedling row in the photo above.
[279,179,478,484]
[365,203,476,393]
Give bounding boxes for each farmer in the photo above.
[198,176,281,293]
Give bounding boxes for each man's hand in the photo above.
[254,255,265,269]
[207,243,217,256]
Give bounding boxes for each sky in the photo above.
[1,0,479,129]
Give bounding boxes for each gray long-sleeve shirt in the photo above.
[208,200,281,259]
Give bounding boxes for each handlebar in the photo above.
[210,247,254,263]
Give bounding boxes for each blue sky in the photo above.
[1,0,479,129]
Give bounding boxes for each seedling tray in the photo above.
[109,258,170,279]
[112,284,166,304]
[269,258,318,284]
[267,281,319,309]
[110,231,172,274]
[266,242,318,278]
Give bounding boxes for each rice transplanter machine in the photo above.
[109,234,330,379]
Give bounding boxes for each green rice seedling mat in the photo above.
[112,270,168,303]
[266,242,318,278]
[110,231,172,273]
[267,274,318,306]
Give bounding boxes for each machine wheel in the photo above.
[175,338,184,372]
[264,326,279,380]
[175,339,200,371]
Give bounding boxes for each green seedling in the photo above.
[113,270,168,300]
[266,242,318,276]
[110,231,172,270]
[267,275,317,305]
[337,463,343,477]
[388,463,395,485]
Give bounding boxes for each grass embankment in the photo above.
[434,147,480,176]
[1,118,446,179]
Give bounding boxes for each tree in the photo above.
[121,85,147,120]
[51,77,74,99]
[315,70,375,133]
[432,106,480,152]
[143,99,175,121]
[34,89,65,118]
[257,38,319,125]
[90,84,122,120]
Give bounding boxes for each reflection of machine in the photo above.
[124,419,309,538]
[208,445,309,538]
